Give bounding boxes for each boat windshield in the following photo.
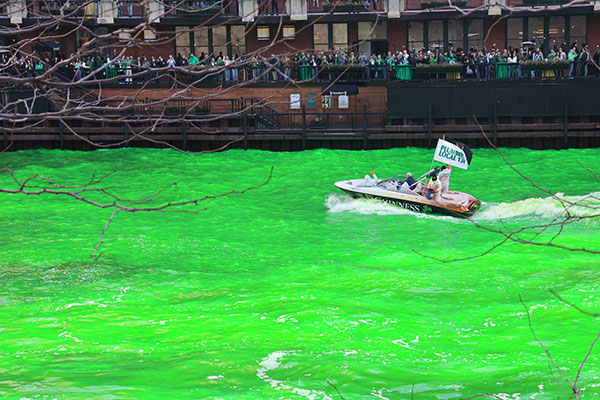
[375,175,407,190]
[389,174,406,181]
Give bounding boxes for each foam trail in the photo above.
[325,194,461,222]
[256,351,333,400]
[474,192,600,221]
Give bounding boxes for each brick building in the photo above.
[1,0,599,58]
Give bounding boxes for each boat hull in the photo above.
[334,179,480,217]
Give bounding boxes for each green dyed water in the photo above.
[1,148,599,399]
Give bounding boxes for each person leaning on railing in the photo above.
[542,49,556,78]
[568,46,577,77]
[578,44,590,76]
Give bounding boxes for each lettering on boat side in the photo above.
[384,199,422,212]
[362,194,423,212]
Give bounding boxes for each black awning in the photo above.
[321,84,358,96]
[33,41,64,52]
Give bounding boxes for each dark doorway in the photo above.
[370,40,389,56]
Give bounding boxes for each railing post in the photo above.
[301,105,307,150]
[563,101,569,149]
[493,100,498,146]
[3,120,7,150]
[427,103,432,149]
[363,104,368,150]
[58,120,64,150]
[243,111,248,150]
[123,122,128,142]
[182,121,187,151]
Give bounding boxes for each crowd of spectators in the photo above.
[2,42,599,84]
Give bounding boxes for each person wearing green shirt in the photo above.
[495,50,508,79]
[298,53,308,81]
[373,55,384,79]
[106,56,117,81]
[215,56,225,82]
[188,53,199,68]
[385,55,393,80]
[543,49,556,78]
[568,47,577,77]
[34,61,43,77]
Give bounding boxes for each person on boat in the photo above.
[400,172,419,192]
[427,166,441,178]
[362,171,378,187]
[438,164,452,194]
[425,175,442,200]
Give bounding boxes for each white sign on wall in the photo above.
[338,95,349,109]
[290,94,301,109]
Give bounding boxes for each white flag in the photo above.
[433,139,470,170]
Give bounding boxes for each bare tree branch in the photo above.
[0,165,274,258]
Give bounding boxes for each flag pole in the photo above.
[429,137,441,174]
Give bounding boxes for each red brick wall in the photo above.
[588,14,600,51]
[246,22,313,55]
[348,22,359,51]
[405,0,421,10]
[466,0,484,7]
[388,20,407,52]
[63,31,77,56]
[484,17,506,50]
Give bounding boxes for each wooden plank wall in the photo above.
[97,85,388,115]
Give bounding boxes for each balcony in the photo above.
[2,0,240,20]
[308,0,384,14]
[405,0,483,10]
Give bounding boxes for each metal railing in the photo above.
[16,61,595,84]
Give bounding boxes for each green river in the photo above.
[1,147,599,399]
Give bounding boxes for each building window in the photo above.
[447,20,464,51]
[332,23,348,51]
[569,15,586,48]
[548,16,566,51]
[144,29,157,42]
[257,26,270,41]
[506,17,523,50]
[358,21,387,40]
[428,20,443,51]
[118,31,131,41]
[408,21,424,52]
[314,24,329,50]
[213,25,227,58]
[307,93,317,109]
[230,25,247,57]
[176,26,190,56]
[193,28,209,59]
[358,21,370,40]
[283,26,295,39]
[467,20,484,52]
[527,17,545,48]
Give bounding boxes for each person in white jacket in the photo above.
[438,164,452,194]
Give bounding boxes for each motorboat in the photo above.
[334,175,481,217]
[333,138,481,217]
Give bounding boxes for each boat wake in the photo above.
[325,194,460,222]
[326,192,600,224]
[473,192,600,221]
